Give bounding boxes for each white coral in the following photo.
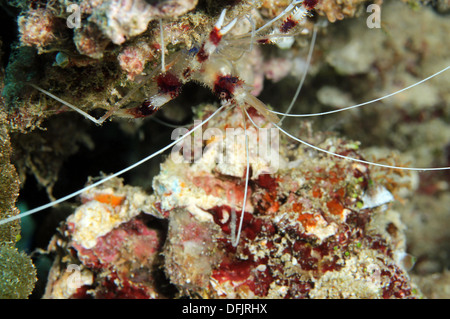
[89,0,197,45]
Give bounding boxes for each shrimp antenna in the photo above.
[0,104,229,226]
[28,84,104,125]
[244,107,450,171]
[244,107,261,130]
[279,25,317,124]
[232,110,251,247]
[272,121,450,171]
[245,14,256,53]
[29,59,168,125]
[269,65,450,117]
[150,116,190,128]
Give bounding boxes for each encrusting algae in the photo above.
[0,73,37,298]
[0,0,449,299]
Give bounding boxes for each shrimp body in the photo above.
[122,1,315,122]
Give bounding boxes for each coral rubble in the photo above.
[44,107,420,298]
[4,0,374,131]
[155,106,419,298]
[43,178,165,298]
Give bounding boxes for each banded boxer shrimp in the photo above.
[2,0,450,259]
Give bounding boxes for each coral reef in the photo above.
[18,8,55,52]
[155,106,419,298]
[44,106,420,299]
[0,0,448,299]
[307,2,450,297]
[88,0,198,45]
[3,0,374,131]
[0,111,21,244]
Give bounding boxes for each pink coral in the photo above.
[118,42,155,80]
[18,9,55,52]
[43,106,420,299]
[44,180,164,299]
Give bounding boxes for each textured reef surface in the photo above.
[44,106,421,298]
[0,0,449,298]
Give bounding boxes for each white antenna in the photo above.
[273,122,450,171]
[231,116,251,247]
[279,26,318,124]
[0,104,229,226]
[269,66,450,117]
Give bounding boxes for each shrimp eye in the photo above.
[213,75,242,101]
[156,72,182,98]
